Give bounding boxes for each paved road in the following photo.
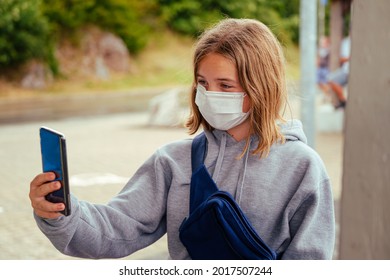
[0,93,343,260]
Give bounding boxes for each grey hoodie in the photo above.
[35,119,335,259]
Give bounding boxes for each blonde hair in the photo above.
[186,18,287,157]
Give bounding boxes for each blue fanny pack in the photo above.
[179,132,277,260]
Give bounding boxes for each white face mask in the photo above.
[195,84,250,131]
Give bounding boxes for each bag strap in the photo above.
[191,132,207,172]
[190,132,219,213]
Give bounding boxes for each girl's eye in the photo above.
[197,79,207,86]
[221,84,233,90]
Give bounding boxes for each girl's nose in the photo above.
[206,84,218,92]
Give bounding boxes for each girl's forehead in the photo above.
[197,53,237,77]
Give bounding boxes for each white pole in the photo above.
[300,0,318,148]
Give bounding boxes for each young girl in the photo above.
[30,18,335,259]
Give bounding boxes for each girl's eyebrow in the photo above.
[216,78,237,83]
[196,74,237,83]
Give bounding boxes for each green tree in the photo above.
[158,0,299,44]
[0,0,55,70]
[89,0,158,54]
[41,0,94,33]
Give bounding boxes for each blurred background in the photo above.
[0,0,389,260]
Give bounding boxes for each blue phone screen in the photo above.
[40,127,65,203]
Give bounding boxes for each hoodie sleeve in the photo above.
[34,149,170,259]
[280,177,336,260]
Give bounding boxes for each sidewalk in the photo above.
[0,88,344,260]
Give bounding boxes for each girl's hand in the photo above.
[29,172,65,219]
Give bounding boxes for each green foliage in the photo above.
[158,0,300,44]
[89,0,157,54]
[0,0,55,70]
[1,0,301,75]
[41,0,93,35]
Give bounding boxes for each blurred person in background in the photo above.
[29,18,335,260]
[327,34,351,109]
[316,36,332,101]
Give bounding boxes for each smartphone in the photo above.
[39,127,71,216]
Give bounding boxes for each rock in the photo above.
[95,56,109,80]
[148,88,186,127]
[99,32,131,73]
[12,27,134,89]
[55,27,135,79]
[20,61,52,89]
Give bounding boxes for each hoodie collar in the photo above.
[279,119,307,143]
[204,119,306,147]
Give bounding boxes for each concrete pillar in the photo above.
[339,0,390,259]
[329,0,343,71]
